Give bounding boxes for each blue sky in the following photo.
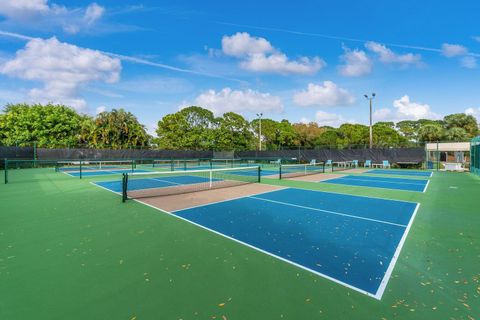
[1,0,480,133]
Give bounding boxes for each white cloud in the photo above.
[95,105,106,114]
[0,37,121,111]
[293,81,356,107]
[441,43,468,57]
[0,1,105,34]
[365,41,421,65]
[461,56,477,69]
[241,53,325,75]
[193,88,283,116]
[315,111,354,128]
[338,46,372,77]
[465,107,480,120]
[222,32,325,75]
[221,32,273,57]
[84,3,104,25]
[0,0,50,19]
[374,95,439,122]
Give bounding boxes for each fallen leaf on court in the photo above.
[218,303,225,307]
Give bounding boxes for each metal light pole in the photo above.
[256,113,263,151]
[364,93,376,149]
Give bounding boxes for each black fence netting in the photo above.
[1,146,425,164]
[235,147,425,163]
[35,148,213,160]
[0,146,34,159]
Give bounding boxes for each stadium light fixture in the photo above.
[364,93,376,149]
[256,113,263,151]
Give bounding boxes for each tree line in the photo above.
[0,103,478,150]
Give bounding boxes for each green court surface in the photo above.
[1,168,479,319]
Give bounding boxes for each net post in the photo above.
[4,158,8,184]
[79,160,83,179]
[322,161,325,173]
[122,173,128,202]
[209,170,213,188]
[258,166,261,183]
[279,164,282,179]
[131,159,135,173]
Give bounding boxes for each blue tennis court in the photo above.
[366,169,432,177]
[323,175,429,192]
[173,188,418,299]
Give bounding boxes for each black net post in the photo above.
[122,173,128,202]
[258,166,261,183]
[279,164,282,180]
[4,158,8,184]
[79,160,83,179]
[322,161,326,173]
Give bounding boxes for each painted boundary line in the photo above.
[89,181,419,300]
[249,196,407,228]
[375,203,420,298]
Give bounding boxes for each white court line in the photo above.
[335,177,427,186]
[137,198,380,300]
[375,203,421,299]
[89,181,418,300]
[422,179,430,193]
[249,196,407,228]
[171,187,289,213]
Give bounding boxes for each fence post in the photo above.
[4,158,8,184]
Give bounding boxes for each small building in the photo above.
[425,142,470,171]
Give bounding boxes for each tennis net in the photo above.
[279,163,325,179]
[210,158,244,168]
[122,166,261,202]
[152,159,203,170]
[56,160,135,172]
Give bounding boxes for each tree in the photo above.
[418,124,444,142]
[90,108,150,148]
[316,129,341,147]
[156,106,216,150]
[215,112,254,151]
[443,127,468,141]
[396,120,421,142]
[293,122,327,148]
[443,113,478,137]
[337,124,369,147]
[373,123,408,147]
[0,103,85,147]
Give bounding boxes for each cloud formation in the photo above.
[465,107,480,120]
[0,1,105,34]
[365,41,421,66]
[293,81,356,107]
[222,32,325,75]
[441,43,468,57]
[441,43,476,69]
[315,110,354,127]
[0,37,121,111]
[374,95,439,121]
[193,87,283,116]
[338,46,372,77]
